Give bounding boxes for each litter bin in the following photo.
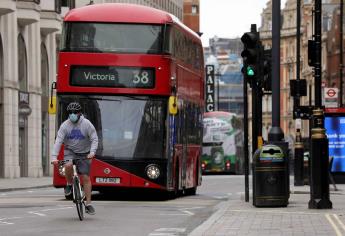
[252,144,289,207]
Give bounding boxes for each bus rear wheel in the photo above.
[185,162,198,196]
[168,167,180,199]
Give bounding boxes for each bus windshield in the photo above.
[58,95,166,160]
[60,22,163,54]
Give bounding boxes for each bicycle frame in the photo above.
[53,157,86,221]
[71,158,85,221]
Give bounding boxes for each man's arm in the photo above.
[87,121,99,158]
[51,124,67,161]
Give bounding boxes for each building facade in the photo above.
[0,0,184,179]
[0,0,61,178]
[183,0,200,35]
[258,0,335,142]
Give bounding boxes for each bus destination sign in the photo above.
[70,66,155,88]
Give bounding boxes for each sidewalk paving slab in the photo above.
[190,181,345,236]
[0,177,52,192]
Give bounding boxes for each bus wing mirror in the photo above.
[48,82,57,114]
[169,96,178,115]
[48,96,56,114]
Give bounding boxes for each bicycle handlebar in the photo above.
[51,152,91,165]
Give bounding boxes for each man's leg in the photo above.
[63,162,73,196]
[82,174,95,215]
[77,158,95,214]
[64,162,73,184]
[81,175,92,205]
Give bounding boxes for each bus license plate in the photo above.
[95,177,120,184]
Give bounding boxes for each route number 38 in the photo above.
[133,71,149,84]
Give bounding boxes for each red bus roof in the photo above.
[66,3,171,24]
[64,3,201,40]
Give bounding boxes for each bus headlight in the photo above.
[58,164,66,176]
[146,164,160,180]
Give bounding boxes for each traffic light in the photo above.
[241,30,259,79]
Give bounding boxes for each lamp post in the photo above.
[308,0,332,209]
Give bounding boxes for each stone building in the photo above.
[0,0,61,178]
[258,0,337,141]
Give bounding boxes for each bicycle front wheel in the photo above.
[73,177,84,221]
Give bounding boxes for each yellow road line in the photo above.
[334,214,345,232]
[326,213,343,236]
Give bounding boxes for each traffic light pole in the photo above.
[308,0,332,209]
[294,0,304,186]
[252,81,258,154]
[244,75,249,202]
[268,0,284,142]
[241,24,260,202]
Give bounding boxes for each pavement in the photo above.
[190,178,345,236]
[1,176,345,235]
[0,176,52,192]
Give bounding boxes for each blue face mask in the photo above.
[69,113,79,123]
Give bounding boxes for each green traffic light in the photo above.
[247,66,255,76]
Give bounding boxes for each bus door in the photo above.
[181,103,188,188]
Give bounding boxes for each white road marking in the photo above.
[160,206,203,216]
[34,206,73,212]
[213,196,227,199]
[28,211,46,217]
[178,206,203,216]
[0,221,14,225]
[0,206,73,226]
[0,217,23,226]
[148,228,186,236]
[155,228,186,232]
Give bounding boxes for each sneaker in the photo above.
[64,184,72,196]
[85,204,96,215]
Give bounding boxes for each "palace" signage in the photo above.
[205,65,215,112]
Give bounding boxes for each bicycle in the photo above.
[52,154,88,221]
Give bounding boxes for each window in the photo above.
[191,5,198,14]
[18,34,27,92]
[62,23,163,54]
[61,0,68,7]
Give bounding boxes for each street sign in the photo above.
[324,87,338,108]
[205,65,215,112]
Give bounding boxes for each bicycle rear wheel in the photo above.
[73,177,84,221]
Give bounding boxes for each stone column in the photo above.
[46,32,58,176]
[1,12,20,178]
[27,22,42,177]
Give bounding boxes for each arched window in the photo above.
[41,42,50,176]
[18,34,27,91]
[41,43,49,97]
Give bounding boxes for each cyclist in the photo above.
[51,102,98,215]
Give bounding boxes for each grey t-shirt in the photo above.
[51,115,98,160]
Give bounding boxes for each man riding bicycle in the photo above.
[51,102,98,215]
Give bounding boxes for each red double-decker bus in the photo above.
[52,3,204,197]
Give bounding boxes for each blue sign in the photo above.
[325,116,345,172]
